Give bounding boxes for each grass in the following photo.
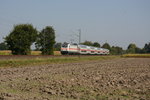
[0,50,119,68]
[122,54,150,58]
[0,56,118,68]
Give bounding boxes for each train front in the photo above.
[61,43,69,55]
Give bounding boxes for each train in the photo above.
[61,43,109,55]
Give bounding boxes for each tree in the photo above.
[81,41,93,46]
[135,47,142,53]
[54,42,62,51]
[102,43,111,50]
[93,42,100,47]
[0,42,8,50]
[143,42,150,53]
[5,24,37,55]
[111,46,123,55]
[126,43,137,54]
[36,26,56,55]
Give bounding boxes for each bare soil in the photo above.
[0,58,150,100]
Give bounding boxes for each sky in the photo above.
[0,0,150,49]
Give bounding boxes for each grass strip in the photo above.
[122,54,150,58]
[0,56,119,68]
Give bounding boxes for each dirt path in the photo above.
[0,58,150,100]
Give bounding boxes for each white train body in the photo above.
[61,43,109,55]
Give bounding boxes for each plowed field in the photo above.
[0,58,150,100]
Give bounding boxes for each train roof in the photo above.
[62,43,109,50]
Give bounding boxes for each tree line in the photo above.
[0,24,150,55]
[42,40,150,55]
[0,24,56,55]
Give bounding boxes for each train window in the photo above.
[81,50,86,52]
[91,51,94,53]
[72,43,77,45]
[80,45,87,48]
[70,45,76,48]
[90,47,95,49]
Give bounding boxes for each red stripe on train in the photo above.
[62,48,106,53]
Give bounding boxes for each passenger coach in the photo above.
[61,43,109,55]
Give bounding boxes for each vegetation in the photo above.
[102,42,150,55]
[126,43,150,54]
[143,42,150,53]
[111,46,123,55]
[81,41,94,46]
[54,42,62,51]
[0,42,8,50]
[81,41,100,47]
[126,43,137,54]
[1,23,149,55]
[102,43,111,50]
[0,56,118,68]
[122,54,150,58]
[5,24,38,55]
[93,42,101,47]
[36,26,56,55]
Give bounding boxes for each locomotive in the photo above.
[61,43,109,55]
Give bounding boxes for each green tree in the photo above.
[111,46,123,55]
[102,43,111,50]
[135,47,142,53]
[54,42,62,51]
[126,43,137,54]
[36,26,56,55]
[93,42,100,47]
[81,41,93,46]
[143,42,150,53]
[5,24,37,55]
[0,42,8,50]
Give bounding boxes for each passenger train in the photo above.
[61,43,109,55]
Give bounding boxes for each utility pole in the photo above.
[44,29,46,55]
[79,29,81,44]
[71,29,81,57]
[78,29,81,58]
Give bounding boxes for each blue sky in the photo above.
[0,0,150,49]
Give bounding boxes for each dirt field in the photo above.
[0,58,150,100]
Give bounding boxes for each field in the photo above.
[0,50,61,55]
[0,50,12,55]
[0,56,150,100]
